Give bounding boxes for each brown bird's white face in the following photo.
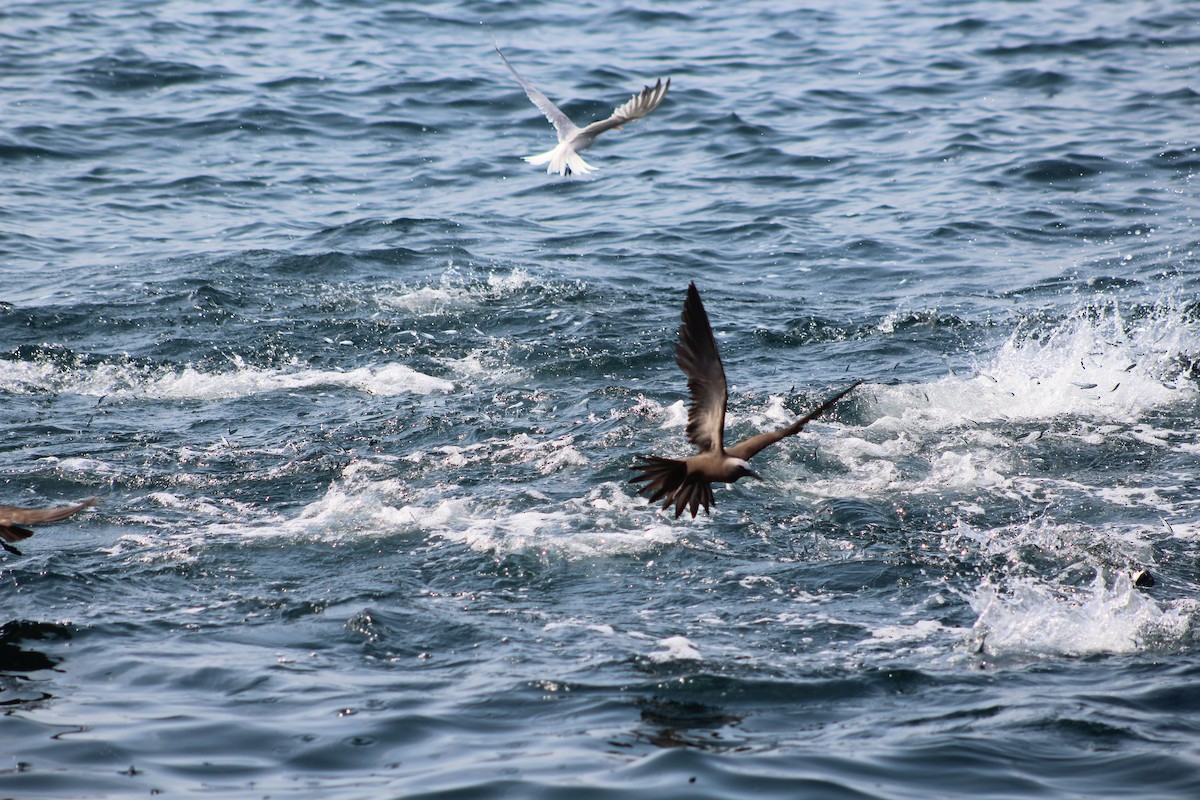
[730,458,761,482]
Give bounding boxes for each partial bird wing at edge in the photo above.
[494,44,578,141]
[0,498,97,527]
[580,77,670,138]
[726,381,861,461]
[676,282,728,455]
[0,498,97,545]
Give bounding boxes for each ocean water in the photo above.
[2,0,1200,796]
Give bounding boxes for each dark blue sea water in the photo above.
[3,0,1200,797]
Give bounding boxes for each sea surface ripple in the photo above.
[3,0,1200,797]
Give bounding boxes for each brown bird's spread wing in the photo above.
[579,77,670,138]
[676,283,727,455]
[726,381,860,462]
[0,498,98,544]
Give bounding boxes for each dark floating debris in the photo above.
[1132,569,1155,588]
[0,620,72,673]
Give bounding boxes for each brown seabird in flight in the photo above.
[0,498,97,555]
[495,43,670,177]
[630,283,859,518]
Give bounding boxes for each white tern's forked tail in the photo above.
[523,143,598,176]
[494,43,670,177]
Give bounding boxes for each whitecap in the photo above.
[375,268,537,316]
[866,619,946,644]
[969,571,1198,657]
[648,635,703,662]
[0,357,453,400]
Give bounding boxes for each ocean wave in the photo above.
[68,48,226,92]
[0,356,454,400]
[970,572,1199,657]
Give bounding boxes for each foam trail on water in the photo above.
[0,357,454,399]
[648,635,703,662]
[224,457,682,559]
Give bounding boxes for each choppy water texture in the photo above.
[3,0,1200,797]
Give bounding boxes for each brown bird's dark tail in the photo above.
[629,456,715,518]
[0,524,34,555]
[630,456,686,504]
[0,524,35,545]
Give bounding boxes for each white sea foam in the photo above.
[806,299,1200,507]
[228,451,682,558]
[45,456,121,479]
[1095,484,1181,510]
[660,399,688,429]
[278,462,466,539]
[448,505,680,559]
[866,619,946,644]
[380,286,458,314]
[0,360,58,393]
[435,349,524,386]
[937,517,1158,575]
[403,433,590,477]
[648,635,703,662]
[145,490,267,522]
[375,268,537,315]
[969,571,1199,657]
[0,357,453,400]
[540,619,616,637]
